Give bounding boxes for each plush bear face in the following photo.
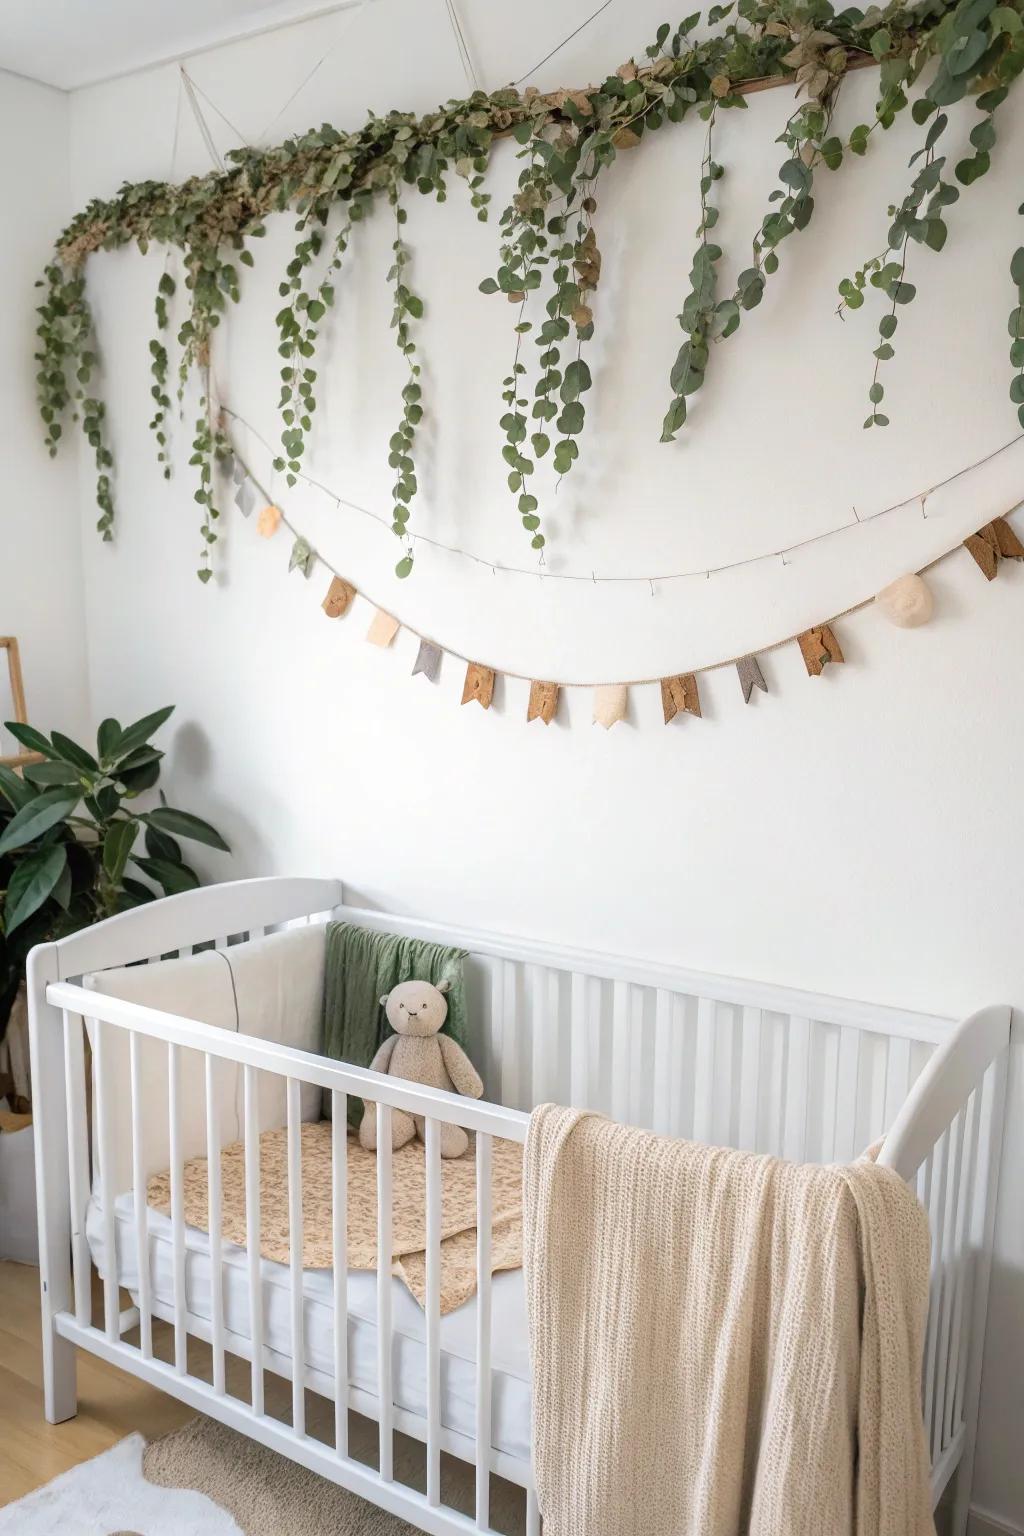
[381,978,450,1038]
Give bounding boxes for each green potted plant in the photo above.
[0,704,229,1054]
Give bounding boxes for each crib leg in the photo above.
[27,945,78,1423]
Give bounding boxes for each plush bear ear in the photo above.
[436,978,452,996]
[379,993,390,1007]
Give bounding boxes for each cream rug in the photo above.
[1,1414,528,1535]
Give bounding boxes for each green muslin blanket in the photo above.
[321,921,469,1127]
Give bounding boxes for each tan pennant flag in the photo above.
[412,638,442,683]
[964,517,1024,580]
[660,673,701,724]
[322,576,355,618]
[257,503,282,538]
[736,655,767,703]
[797,624,844,677]
[527,681,559,725]
[593,683,627,729]
[462,663,495,709]
[366,609,400,648]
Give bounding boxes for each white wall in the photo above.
[0,73,88,748]
[58,2,1024,1523]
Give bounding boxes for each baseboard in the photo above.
[969,1505,1024,1536]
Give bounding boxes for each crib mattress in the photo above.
[85,1193,532,1464]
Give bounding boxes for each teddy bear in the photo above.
[358,978,484,1158]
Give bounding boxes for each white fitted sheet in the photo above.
[85,1193,532,1464]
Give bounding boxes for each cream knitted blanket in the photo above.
[523,1105,935,1536]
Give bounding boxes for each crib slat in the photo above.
[129,1032,153,1359]
[376,1103,394,1482]
[693,997,715,1144]
[425,1117,442,1507]
[819,1023,840,1163]
[933,1114,965,1460]
[332,1092,349,1458]
[168,1041,187,1373]
[476,1131,493,1529]
[287,1078,305,1437]
[738,1006,761,1153]
[243,1063,265,1416]
[570,972,587,1109]
[93,1017,119,1342]
[205,1053,225,1395]
[833,1026,861,1163]
[611,981,630,1124]
[923,1127,950,1440]
[884,1036,912,1133]
[62,1010,91,1328]
[944,1091,981,1447]
[783,1016,810,1162]
[500,962,519,1110]
[652,989,673,1136]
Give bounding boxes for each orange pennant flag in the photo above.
[528,681,559,725]
[322,576,356,618]
[366,609,399,648]
[797,625,844,677]
[661,674,701,724]
[462,663,495,709]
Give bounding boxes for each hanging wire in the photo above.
[220,402,1024,586]
[442,0,482,92]
[513,0,618,86]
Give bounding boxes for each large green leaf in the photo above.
[4,721,52,757]
[143,807,229,852]
[144,824,183,864]
[96,717,121,760]
[130,854,200,895]
[22,760,81,788]
[49,732,98,773]
[113,705,175,759]
[0,788,81,856]
[5,845,68,932]
[120,759,162,796]
[102,818,138,884]
[0,766,36,812]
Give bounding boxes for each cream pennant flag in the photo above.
[660,673,701,724]
[527,680,559,725]
[288,536,316,578]
[462,663,495,709]
[797,624,844,677]
[235,478,256,517]
[366,609,400,648]
[322,575,355,618]
[736,655,767,703]
[257,503,282,538]
[593,683,627,729]
[412,638,442,683]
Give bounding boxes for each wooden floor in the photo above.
[0,1260,193,1507]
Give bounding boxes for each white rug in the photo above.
[0,1433,242,1536]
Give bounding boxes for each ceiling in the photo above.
[0,0,362,91]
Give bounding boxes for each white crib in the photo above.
[26,876,1010,1536]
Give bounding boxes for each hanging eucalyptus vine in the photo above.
[35,0,1024,583]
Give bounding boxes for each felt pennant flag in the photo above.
[234,478,256,517]
[231,457,247,487]
[964,517,1024,580]
[527,680,559,725]
[322,575,356,618]
[660,673,701,724]
[462,663,495,709]
[288,536,316,578]
[797,624,844,677]
[366,609,400,648]
[257,503,282,539]
[593,683,627,729]
[412,638,442,683]
[736,655,767,703]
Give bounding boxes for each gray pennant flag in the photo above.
[736,654,767,704]
[412,638,442,683]
[231,457,246,487]
[235,478,256,517]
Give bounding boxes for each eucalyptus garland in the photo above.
[35,0,1024,580]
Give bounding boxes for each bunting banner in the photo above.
[226,442,1023,732]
